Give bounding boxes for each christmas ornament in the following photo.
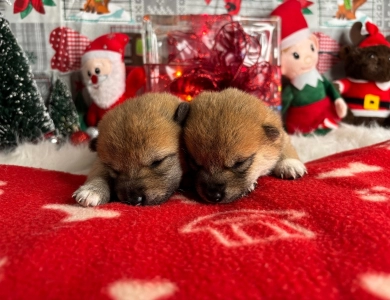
[85,126,99,139]
[70,130,90,145]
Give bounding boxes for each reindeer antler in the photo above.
[350,22,367,46]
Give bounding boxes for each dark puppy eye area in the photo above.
[149,154,175,168]
[232,160,246,169]
[293,52,300,59]
[230,155,254,172]
[150,158,165,168]
[368,52,376,59]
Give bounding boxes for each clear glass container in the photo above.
[142,14,281,111]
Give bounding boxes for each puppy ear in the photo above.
[263,124,280,141]
[174,102,190,125]
[89,138,98,152]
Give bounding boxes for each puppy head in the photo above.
[95,93,189,206]
[183,88,283,204]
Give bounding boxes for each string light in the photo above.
[155,16,280,106]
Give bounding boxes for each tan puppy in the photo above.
[183,88,306,204]
[73,93,189,206]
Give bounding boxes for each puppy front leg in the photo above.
[273,132,307,179]
[73,158,111,207]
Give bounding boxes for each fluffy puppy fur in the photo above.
[73,93,189,206]
[183,88,306,204]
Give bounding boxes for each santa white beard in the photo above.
[86,59,126,109]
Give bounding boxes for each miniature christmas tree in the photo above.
[48,79,80,139]
[0,16,54,151]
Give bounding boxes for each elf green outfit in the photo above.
[282,70,342,134]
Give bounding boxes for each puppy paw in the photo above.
[73,184,110,207]
[248,182,257,192]
[273,158,307,179]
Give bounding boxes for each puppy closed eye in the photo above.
[150,158,165,168]
[149,154,175,169]
[230,156,254,172]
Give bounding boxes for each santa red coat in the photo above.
[86,93,128,127]
[85,67,146,127]
[335,78,390,118]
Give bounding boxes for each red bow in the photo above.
[14,0,45,14]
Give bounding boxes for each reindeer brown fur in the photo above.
[336,22,390,127]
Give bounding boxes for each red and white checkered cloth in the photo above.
[50,27,91,73]
[314,31,341,74]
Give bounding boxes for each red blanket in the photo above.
[1,141,390,300]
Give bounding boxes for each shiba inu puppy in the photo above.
[73,93,189,206]
[183,88,306,203]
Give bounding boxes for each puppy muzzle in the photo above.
[200,181,226,203]
[118,187,146,206]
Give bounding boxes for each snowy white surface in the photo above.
[323,12,371,28]
[0,123,389,175]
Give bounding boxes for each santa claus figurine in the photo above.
[270,0,348,135]
[81,33,145,129]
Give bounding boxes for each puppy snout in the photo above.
[202,182,226,203]
[120,188,146,206]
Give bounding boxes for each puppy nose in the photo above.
[121,189,146,206]
[128,195,144,206]
[204,183,226,203]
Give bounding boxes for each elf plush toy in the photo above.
[334,21,390,127]
[270,0,348,134]
[81,33,145,128]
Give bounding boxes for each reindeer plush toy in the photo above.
[334,21,390,127]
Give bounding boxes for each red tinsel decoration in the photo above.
[164,19,280,105]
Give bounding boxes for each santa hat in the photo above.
[81,33,129,65]
[270,0,311,50]
[359,22,390,48]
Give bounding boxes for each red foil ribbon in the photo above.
[165,18,279,105]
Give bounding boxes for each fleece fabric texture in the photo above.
[1,140,390,300]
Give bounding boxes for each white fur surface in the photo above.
[290,123,390,163]
[0,142,96,175]
[0,123,389,175]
